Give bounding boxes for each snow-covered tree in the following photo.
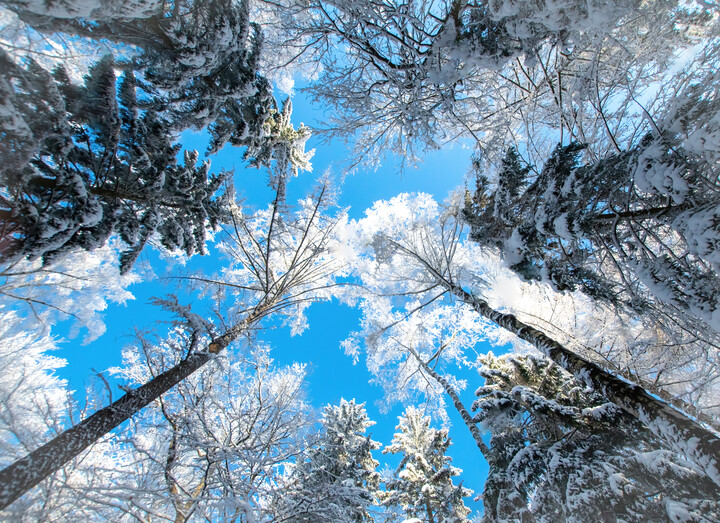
[4,0,160,20]
[463,63,720,337]
[99,329,313,522]
[0,0,149,80]
[274,399,381,522]
[1,0,320,271]
[3,0,300,154]
[0,240,138,342]
[379,407,472,523]
[480,261,720,431]
[475,352,720,522]
[1,53,232,273]
[257,0,715,167]
[0,308,137,521]
[344,192,720,488]
[0,179,350,509]
[0,310,70,473]
[0,307,313,521]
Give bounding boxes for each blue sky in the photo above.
[53,87,502,515]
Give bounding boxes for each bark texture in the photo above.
[0,322,245,510]
[412,351,490,457]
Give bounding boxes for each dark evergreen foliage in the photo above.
[452,2,569,66]
[1,0,320,271]
[475,353,720,522]
[1,54,230,273]
[9,0,275,147]
[463,133,720,334]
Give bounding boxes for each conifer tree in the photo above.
[5,0,159,20]
[379,407,471,523]
[1,0,319,271]
[275,399,381,522]
[464,124,720,337]
[8,0,274,149]
[1,54,230,273]
[474,353,720,522]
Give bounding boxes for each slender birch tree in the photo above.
[0,177,349,510]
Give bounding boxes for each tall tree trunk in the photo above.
[408,348,490,457]
[0,315,254,511]
[424,498,436,523]
[444,281,720,487]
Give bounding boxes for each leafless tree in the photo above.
[0,177,348,510]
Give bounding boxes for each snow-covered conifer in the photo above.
[464,100,720,336]
[1,55,231,272]
[6,0,277,151]
[275,399,381,522]
[6,0,160,20]
[475,353,720,522]
[347,192,720,487]
[379,407,472,523]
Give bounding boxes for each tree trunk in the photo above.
[410,350,490,457]
[591,201,692,224]
[445,282,720,487]
[0,319,249,510]
[12,11,167,50]
[424,498,436,523]
[610,360,720,433]
[28,176,185,209]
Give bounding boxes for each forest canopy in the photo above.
[1,0,719,521]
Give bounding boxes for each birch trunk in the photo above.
[0,318,251,510]
[410,351,490,457]
[445,282,720,487]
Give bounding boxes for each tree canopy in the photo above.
[1,0,719,520]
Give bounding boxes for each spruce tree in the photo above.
[1,0,318,271]
[379,407,472,523]
[1,55,230,273]
[8,0,275,150]
[474,353,720,522]
[276,399,381,522]
[463,133,720,336]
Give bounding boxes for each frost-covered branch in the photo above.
[347,192,720,487]
[0,180,348,510]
